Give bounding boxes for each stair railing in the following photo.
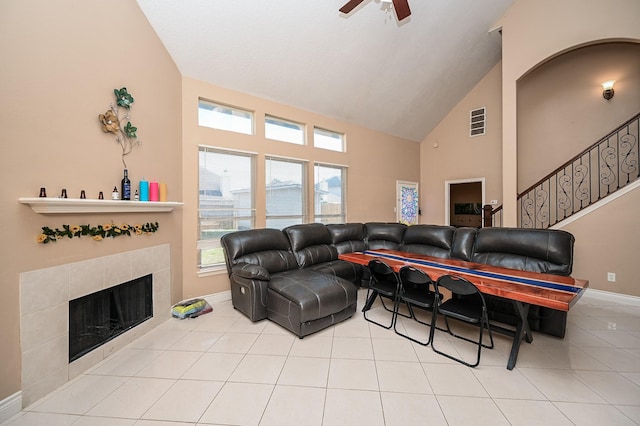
[483,204,502,227]
[517,112,639,229]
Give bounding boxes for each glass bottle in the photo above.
[121,169,131,200]
[112,186,119,200]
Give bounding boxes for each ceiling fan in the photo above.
[339,0,411,21]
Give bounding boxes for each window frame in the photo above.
[265,155,308,229]
[265,114,306,145]
[197,146,256,271]
[313,126,345,152]
[198,98,255,135]
[313,162,347,224]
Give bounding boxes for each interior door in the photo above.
[396,180,419,225]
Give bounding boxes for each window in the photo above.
[265,115,305,145]
[313,127,345,152]
[198,147,255,269]
[314,163,346,224]
[198,99,253,135]
[266,157,307,229]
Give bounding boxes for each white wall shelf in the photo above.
[19,197,183,214]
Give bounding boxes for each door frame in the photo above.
[444,177,485,226]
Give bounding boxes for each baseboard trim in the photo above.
[203,290,232,305]
[0,391,22,424]
[581,288,640,307]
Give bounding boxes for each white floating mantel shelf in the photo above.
[19,197,183,214]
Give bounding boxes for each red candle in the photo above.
[149,181,159,201]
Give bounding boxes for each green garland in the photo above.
[38,222,159,243]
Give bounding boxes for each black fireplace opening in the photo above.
[69,274,153,362]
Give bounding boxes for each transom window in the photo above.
[314,127,345,152]
[314,163,346,224]
[198,99,254,135]
[265,115,305,145]
[198,147,256,269]
[266,156,307,229]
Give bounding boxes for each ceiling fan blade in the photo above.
[339,0,366,14]
[392,0,411,21]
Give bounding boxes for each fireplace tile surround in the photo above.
[19,244,172,407]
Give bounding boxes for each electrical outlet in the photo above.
[607,272,616,282]
[490,200,498,205]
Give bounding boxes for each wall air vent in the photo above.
[469,107,486,137]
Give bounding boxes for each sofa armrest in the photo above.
[232,262,270,281]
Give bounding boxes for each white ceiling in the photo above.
[136,0,513,142]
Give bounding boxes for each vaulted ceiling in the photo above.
[136,0,513,142]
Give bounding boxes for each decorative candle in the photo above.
[149,181,159,201]
[159,181,167,202]
[139,179,149,202]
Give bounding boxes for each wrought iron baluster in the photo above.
[517,113,639,228]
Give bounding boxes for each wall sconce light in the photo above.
[601,80,615,100]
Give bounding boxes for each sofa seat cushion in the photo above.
[307,259,362,283]
[268,269,357,323]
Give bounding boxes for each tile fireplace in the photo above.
[19,244,171,407]
[68,273,153,363]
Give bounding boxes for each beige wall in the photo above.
[420,63,503,225]
[498,0,640,225]
[517,42,640,191]
[180,78,420,299]
[423,0,639,296]
[497,0,640,296]
[515,40,640,296]
[0,1,182,401]
[2,0,638,407]
[561,186,640,297]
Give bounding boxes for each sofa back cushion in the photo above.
[451,227,478,261]
[220,228,298,275]
[399,225,455,258]
[327,223,366,254]
[365,222,407,250]
[283,223,339,268]
[471,228,574,276]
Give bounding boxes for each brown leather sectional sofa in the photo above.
[221,222,575,338]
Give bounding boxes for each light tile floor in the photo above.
[5,289,640,425]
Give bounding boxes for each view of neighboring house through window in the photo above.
[265,115,305,145]
[314,163,346,224]
[265,156,307,229]
[198,147,255,269]
[313,127,345,152]
[198,99,254,135]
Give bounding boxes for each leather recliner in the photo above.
[471,227,575,337]
[221,227,357,337]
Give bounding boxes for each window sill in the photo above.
[198,266,228,277]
